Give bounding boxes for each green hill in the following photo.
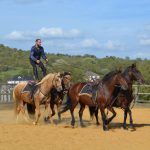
[0,44,150,84]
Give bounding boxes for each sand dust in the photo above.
[0,106,149,150]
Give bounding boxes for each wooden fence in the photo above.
[0,83,150,104]
[0,84,16,103]
[133,85,150,103]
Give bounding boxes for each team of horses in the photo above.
[13,64,144,131]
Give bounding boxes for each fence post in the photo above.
[134,85,139,103]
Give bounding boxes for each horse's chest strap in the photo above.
[39,90,50,103]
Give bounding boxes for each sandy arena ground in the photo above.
[0,105,149,150]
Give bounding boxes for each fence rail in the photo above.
[0,84,16,103]
[0,83,150,104]
[133,85,150,103]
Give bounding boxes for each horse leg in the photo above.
[16,100,29,123]
[44,102,55,124]
[105,107,116,125]
[20,104,30,123]
[33,102,41,125]
[70,109,75,127]
[78,103,85,127]
[123,108,128,129]
[16,105,21,123]
[43,102,48,114]
[58,102,70,119]
[49,103,56,124]
[128,108,135,129]
[95,107,100,125]
[99,107,108,131]
[70,101,78,127]
[56,103,62,121]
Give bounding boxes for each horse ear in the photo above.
[59,72,64,77]
[118,69,122,73]
[63,71,72,76]
[131,63,136,68]
[118,66,122,72]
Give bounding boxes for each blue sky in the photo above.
[0,0,150,58]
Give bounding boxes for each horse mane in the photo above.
[123,63,137,73]
[122,67,129,77]
[102,70,121,82]
[36,73,56,85]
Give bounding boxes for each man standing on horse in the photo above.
[29,39,48,81]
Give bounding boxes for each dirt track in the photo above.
[0,106,149,150]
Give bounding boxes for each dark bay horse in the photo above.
[89,64,144,129]
[59,70,128,131]
[13,73,62,125]
[44,72,72,122]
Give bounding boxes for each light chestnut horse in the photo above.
[13,73,62,125]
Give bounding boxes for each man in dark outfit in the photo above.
[29,39,48,81]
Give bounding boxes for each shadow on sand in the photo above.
[108,122,150,131]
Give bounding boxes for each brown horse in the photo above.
[13,73,62,125]
[59,70,128,131]
[89,64,144,129]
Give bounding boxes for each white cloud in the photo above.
[5,27,81,41]
[4,28,126,54]
[138,24,150,46]
[139,38,150,45]
[36,27,80,38]
[135,52,150,58]
[5,31,31,41]
[80,38,100,48]
[104,40,124,50]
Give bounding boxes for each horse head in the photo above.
[125,63,144,84]
[53,73,63,92]
[60,71,72,88]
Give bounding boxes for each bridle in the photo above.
[38,74,61,99]
[52,74,60,89]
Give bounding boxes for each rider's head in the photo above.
[35,39,42,47]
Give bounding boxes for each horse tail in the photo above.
[88,106,96,119]
[13,88,19,116]
[26,103,35,119]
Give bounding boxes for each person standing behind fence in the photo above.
[29,39,48,81]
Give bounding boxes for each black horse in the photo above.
[89,64,144,129]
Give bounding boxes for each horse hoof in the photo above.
[103,128,109,131]
[130,125,134,129]
[44,117,51,124]
[44,117,48,122]
[80,123,86,128]
[103,126,109,131]
[130,125,136,131]
[33,122,37,125]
